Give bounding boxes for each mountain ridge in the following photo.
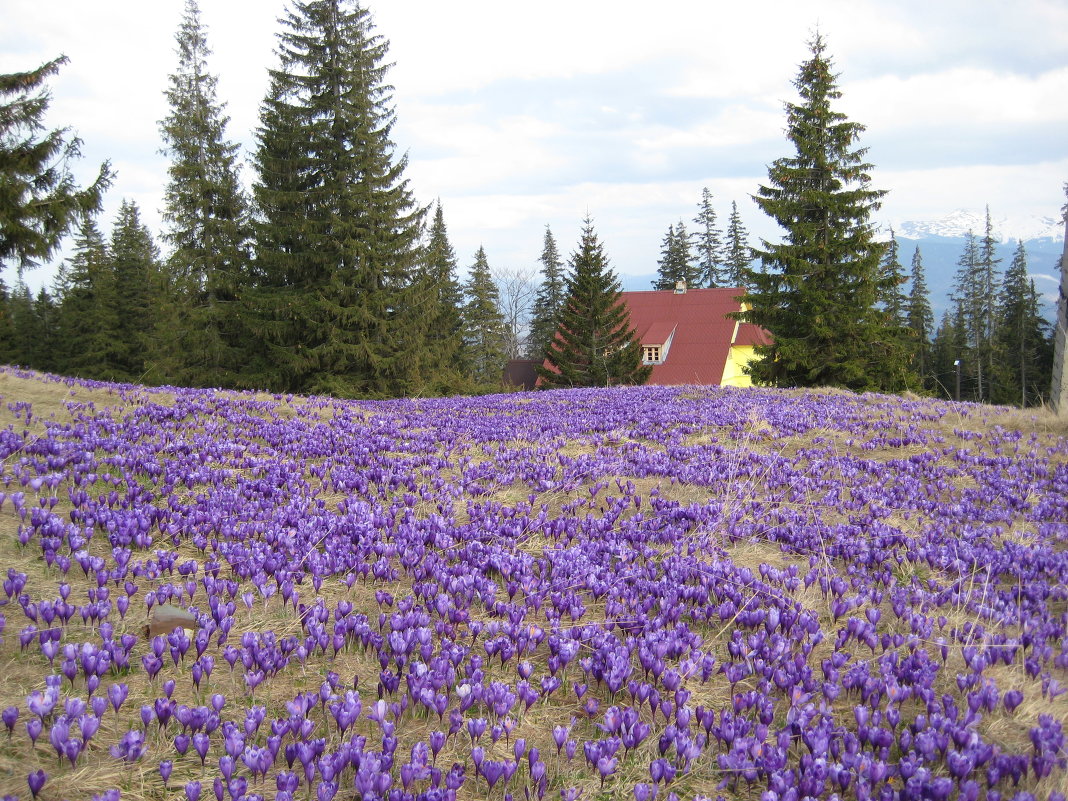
[622,211,1064,318]
[892,208,1064,244]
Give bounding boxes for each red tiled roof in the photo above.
[621,287,747,385]
[639,321,678,346]
[536,287,769,388]
[733,322,772,347]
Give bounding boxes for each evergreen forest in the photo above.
[0,2,1059,404]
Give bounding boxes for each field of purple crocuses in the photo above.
[0,367,1065,801]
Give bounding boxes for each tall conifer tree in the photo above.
[528,225,567,360]
[7,282,40,367]
[693,188,725,288]
[994,241,1052,406]
[951,231,983,401]
[905,245,934,389]
[537,218,650,389]
[404,200,466,392]
[737,35,912,391]
[31,288,60,372]
[878,229,907,327]
[724,201,751,288]
[109,200,161,381]
[872,228,913,389]
[461,246,508,386]
[0,58,112,273]
[653,221,698,290]
[53,217,124,379]
[0,280,14,364]
[247,0,422,397]
[159,0,251,387]
[976,207,1002,401]
[931,312,963,400]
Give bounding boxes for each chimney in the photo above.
[674,280,686,294]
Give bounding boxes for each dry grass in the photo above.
[982,404,1068,437]
[1,371,1066,799]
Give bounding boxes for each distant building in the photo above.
[525,283,770,389]
[621,283,770,386]
[502,359,539,391]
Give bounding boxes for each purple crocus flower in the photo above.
[110,729,147,762]
[27,769,46,799]
[429,730,445,761]
[26,717,42,744]
[193,731,210,763]
[2,706,17,735]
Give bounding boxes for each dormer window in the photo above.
[639,322,676,365]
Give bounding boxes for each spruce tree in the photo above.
[724,201,751,288]
[527,225,567,359]
[53,217,124,379]
[426,202,464,345]
[693,187,725,287]
[3,282,57,370]
[653,224,679,290]
[931,312,963,400]
[7,281,39,367]
[461,246,508,386]
[950,231,983,401]
[976,207,1002,401]
[737,35,912,391]
[0,57,112,273]
[994,241,1052,406]
[158,0,251,387]
[653,221,698,290]
[109,200,161,381]
[31,288,59,372]
[247,0,422,397]
[405,200,466,393]
[870,228,913,390]
[905,245,934,389]
[878,228,907,327]
[0,280,14,364]
[537,218,651,389]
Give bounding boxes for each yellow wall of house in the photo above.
[720,345,757,387]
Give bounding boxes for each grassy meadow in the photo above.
[0,368,1065,801]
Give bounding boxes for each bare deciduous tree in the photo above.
[492,265,539,361]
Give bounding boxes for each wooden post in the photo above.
[1052,185,1068,414]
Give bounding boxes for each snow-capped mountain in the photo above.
[883,210,1063,319]
[894,209,1064,244]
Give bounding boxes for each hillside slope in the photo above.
[0,368,1065,800]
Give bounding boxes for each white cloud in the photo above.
[633,105,783,152]
[440,176,767,284]
[879,160,1068,224]
[842,67,1068,132]
[3,0,1064,298]
[403,105,570,194]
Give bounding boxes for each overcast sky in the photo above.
[3,0,1066,290]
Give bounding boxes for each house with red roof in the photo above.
[621,283,770,386]
[522,282,771,389]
